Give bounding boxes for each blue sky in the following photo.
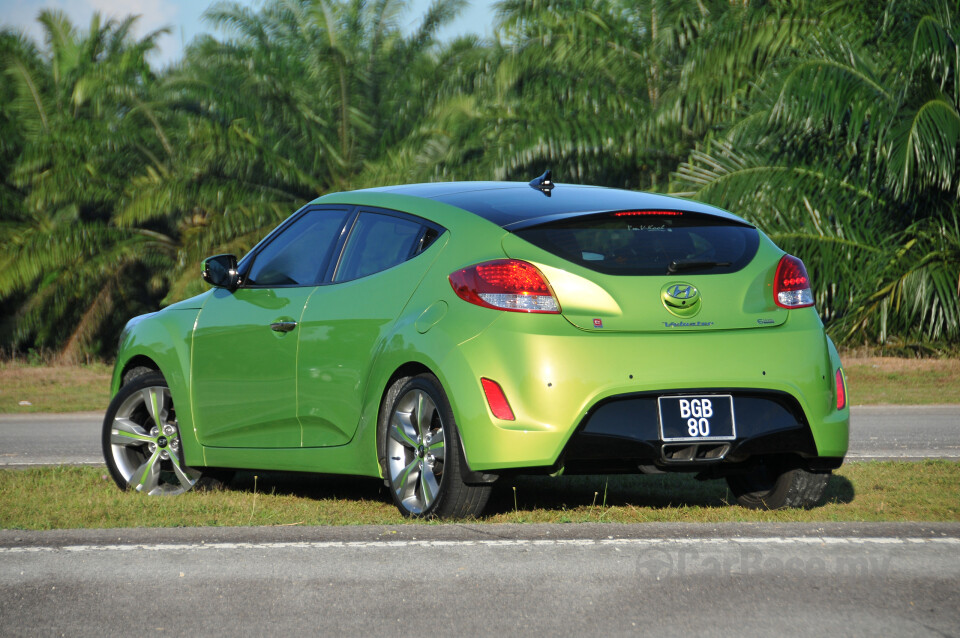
[1,0,499,68]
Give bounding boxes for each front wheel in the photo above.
[380,374,491,518]
[102,372,227,495]
[726,461,831,509]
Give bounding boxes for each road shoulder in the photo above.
[2,521,959,548]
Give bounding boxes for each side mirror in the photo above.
[201,254,241,291]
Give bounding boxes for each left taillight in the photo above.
[449,259,560,313]
[773,255,815,309]
[835,368,847,410]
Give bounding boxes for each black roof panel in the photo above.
[356,182,749,228]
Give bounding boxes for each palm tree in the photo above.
[117,0,471,303]
[0,11,175,361]
[2,0,956,357]
[671,0,959,348]
[370,0,821,189]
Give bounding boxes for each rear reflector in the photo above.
[481,378,515,420]
[449,259,560,313]
[835,369,847,410]
[773,255,815,308]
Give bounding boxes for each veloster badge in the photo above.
[661,282,702,318]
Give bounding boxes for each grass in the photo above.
[0,361,111,413]
[843,357,960,405]
[0,356,958,414]
[1,461,957,530]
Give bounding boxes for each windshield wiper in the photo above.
[667,259,732,274]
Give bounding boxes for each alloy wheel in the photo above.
[107,385,201,495]
[386,388,446,514]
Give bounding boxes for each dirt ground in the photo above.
[0,357,957,413]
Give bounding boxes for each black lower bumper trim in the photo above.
[560,389,837,473]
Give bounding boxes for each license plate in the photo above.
[658,395,736,442]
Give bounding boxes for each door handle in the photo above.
[270,321,297,333]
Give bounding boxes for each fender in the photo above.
[111,296,207,466]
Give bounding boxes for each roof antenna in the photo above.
[529,170,554,197]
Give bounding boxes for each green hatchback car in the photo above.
[103,176,849,517]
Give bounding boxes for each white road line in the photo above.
[1,537,957,554]
[847,454,960,459]
[0,461,103,467]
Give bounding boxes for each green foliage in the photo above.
[671,0,960,347]
[0,0,957,359]
[0,12,174,361]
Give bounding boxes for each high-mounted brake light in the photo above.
[773,255,815,308]
[613,210,683,217]
[835,369,847,410]
[481,378,515,420]
[449,259,560,313]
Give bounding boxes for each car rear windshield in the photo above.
[514,211,760,276]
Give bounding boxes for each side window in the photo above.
[334,212,424,282]
[246,208,349,287]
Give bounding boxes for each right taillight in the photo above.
[835,368,847,410]
[773,255,815,308]
[449,259,560,313]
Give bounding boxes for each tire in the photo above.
[726,461,831,510]
[122,365,153,385]
[102,372,229,495]
[379,374,491,518]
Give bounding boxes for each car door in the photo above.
[191,206,351,448]
[296,209,444,447]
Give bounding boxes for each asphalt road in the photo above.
[0,405,958,467]
[0,412,105,467]
[1,522,958,637]
[844,405,960,460]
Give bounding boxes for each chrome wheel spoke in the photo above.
[414,391,437,438]
[132,449,162,494]
[427,429,445,460]
[420,463,440,506]
[395,458,421,503]
[389,413,418,449]
[169,454,199,493]
[141,387,167,428]
[111,417,152,447]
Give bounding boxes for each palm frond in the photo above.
[885,96,960,197]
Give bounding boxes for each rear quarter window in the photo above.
[333,212,425,282]
[514,211,760,276]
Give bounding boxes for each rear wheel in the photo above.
[380,374,491,518]
[726,461,830,509]
[102,372,229,495]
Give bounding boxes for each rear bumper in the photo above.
[436,308,849,473]
[561,389,843,474]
